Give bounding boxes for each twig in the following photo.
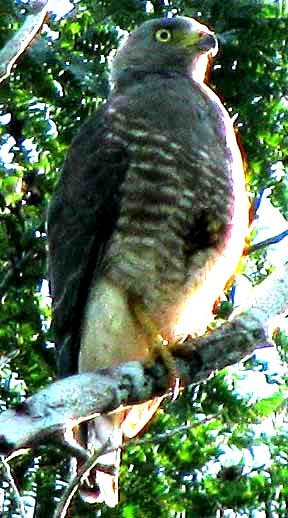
[53,441,111,518]
[124,413,218,449]
[0,458,25,517]
[0,0,49,84]
[248,229,288,254]
[0,349,20,368]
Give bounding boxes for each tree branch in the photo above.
[248,229,288,254]
[0,262,287,457]
[0,0,49,84]
[54,441,110,518]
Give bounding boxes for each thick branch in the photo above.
[0,263,287,456]
[0,0,49,84]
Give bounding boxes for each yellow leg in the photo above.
[133,304,178,384]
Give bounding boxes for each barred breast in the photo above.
[79,84,248,371]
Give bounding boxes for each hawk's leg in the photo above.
[132,304,178,386]
[120,304,181,440]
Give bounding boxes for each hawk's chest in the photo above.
[80,81,248,371]
[102,86,233,307]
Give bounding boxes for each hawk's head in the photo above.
[110,16,218,88]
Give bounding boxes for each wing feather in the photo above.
[48,103,129,376]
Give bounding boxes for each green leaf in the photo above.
[254,391,286,417]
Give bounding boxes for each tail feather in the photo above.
[122,398,162,439]
[78,415,122,507]
[75,400,161,506]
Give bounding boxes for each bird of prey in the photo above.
[48,16,248,507]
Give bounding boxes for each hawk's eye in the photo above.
[155,29,172,43]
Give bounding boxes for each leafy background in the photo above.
[0,0,287,517]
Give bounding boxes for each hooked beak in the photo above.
[197,33,218,57]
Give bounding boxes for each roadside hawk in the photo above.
[48,16,248,507]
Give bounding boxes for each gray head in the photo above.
[110,16,218,88]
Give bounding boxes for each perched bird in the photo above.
[48,16,248,507]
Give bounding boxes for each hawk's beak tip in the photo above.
[199,33,218,57]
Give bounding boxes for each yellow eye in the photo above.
[155,28,172,43]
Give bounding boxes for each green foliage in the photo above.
[0,1,287,517]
